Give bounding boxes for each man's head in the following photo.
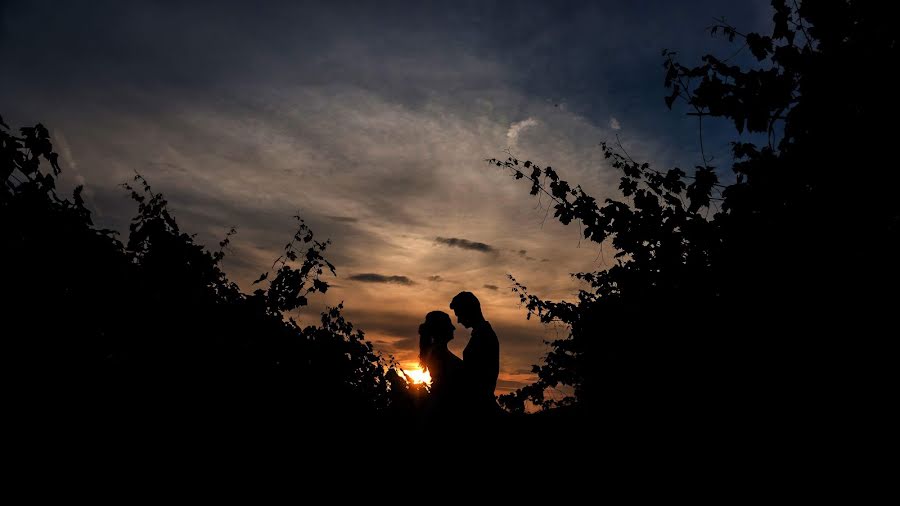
[450,291,484,328]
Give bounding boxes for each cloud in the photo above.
[435,237,495,253]
[516,249,537,261]
[326,215,359,223]
[51,129,98,213]
[609,116,621,130]
[507,117,539,146]
[427,275,445,282]
[483,284,499,291]
[496,379,527,389]
[348,273,415,285]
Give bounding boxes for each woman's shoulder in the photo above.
[429,348,459,371]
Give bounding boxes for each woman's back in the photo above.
[425,347,466,418]
[417,310,467,426]
[428,347,464,392]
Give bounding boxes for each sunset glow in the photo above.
[1,0,779,405]
[403,366,432,385]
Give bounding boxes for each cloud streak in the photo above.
[348,273,415,285]
[435,237,495,253]
[507,117,539,147]
[326,215,359,223]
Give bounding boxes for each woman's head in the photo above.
[418,311,455,370]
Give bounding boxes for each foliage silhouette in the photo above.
[492,0,897,431]
[1,118,421,435]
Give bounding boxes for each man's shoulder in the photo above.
[475,321,498,341]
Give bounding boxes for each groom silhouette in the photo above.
[450,291,500,416]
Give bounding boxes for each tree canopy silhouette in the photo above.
[1,116,422,435]
[493,0,898,426]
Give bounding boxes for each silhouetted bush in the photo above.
[495,0,897,435]
[1,117,420,435]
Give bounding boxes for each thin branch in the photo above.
[671,65,714,170]
[610,137,727,189]
[698,113,710,168]
[791,1,814,51]
[539,200,553,229]
[767,106,786,150]
[709,17,748,39]
[615,134,637,165]
[721,42,749,62]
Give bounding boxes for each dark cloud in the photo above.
[427,275,445,282]
[435,236,495,253]
[348,273,415,285]
[483,284,499,291]
[497,379,528,389]
[512,249,536,261]
[326,215,359,223]
[373,336,417,356]
[342,307,423,338]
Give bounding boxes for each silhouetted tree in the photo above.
[1,115,419,435]
[494,0,898,432]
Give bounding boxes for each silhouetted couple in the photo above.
[418,291,500,425]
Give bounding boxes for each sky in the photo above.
[1,0,773,396]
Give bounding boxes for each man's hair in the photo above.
[450,291,481,315]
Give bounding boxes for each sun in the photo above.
[403,365,432,385]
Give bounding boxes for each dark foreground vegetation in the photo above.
[494,0,896,447]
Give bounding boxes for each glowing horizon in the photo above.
[401,364,432,386]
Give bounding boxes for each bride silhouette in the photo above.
[418,311,467,424]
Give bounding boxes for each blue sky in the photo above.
[1,0,774,394]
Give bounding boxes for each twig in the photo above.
[698,113,710,168]
[791,1,814,51]
[721,42,748,62]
